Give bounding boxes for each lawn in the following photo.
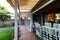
[0,28,14,40]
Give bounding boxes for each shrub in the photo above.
[0,22,14,28]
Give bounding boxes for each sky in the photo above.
[0,0,15,19]
[0,0,14,13]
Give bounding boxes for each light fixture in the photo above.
[20,9,29,12]
[28,17,30,20]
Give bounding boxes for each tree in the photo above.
[0,13,11,21]
[0,5,11,22]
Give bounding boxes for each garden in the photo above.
[0,5,14,40]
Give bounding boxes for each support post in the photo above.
[14,0,18,40]
[41,14,43,26]
[30,14,33,32]
[45,14,48,22]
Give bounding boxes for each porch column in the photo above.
[41,14,43,26]
[14,0,18,40]
[25,17,27,27]
[30,14,33,32]
[45,14,48,22]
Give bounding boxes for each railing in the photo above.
[34,22,60,40]
[42,26,60,40]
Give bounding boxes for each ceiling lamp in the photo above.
[20,9,29,12]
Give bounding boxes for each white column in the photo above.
[25,17,27,27]
[19,17,21,25]
[41,14,43,26]
[14,0,18,40]
[45,14,48,22]
[30,14,33,32]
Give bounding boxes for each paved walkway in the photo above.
[19,25,40,40]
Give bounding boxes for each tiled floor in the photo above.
[19,25,40,40]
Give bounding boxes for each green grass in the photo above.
[0,28,14,40]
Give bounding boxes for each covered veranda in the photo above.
[7,0,40,40]
[5,0,60,40]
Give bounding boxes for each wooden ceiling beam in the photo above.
[7,0,14,8]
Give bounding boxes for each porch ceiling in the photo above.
[7,0,39,10]
[7,0,40,17]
